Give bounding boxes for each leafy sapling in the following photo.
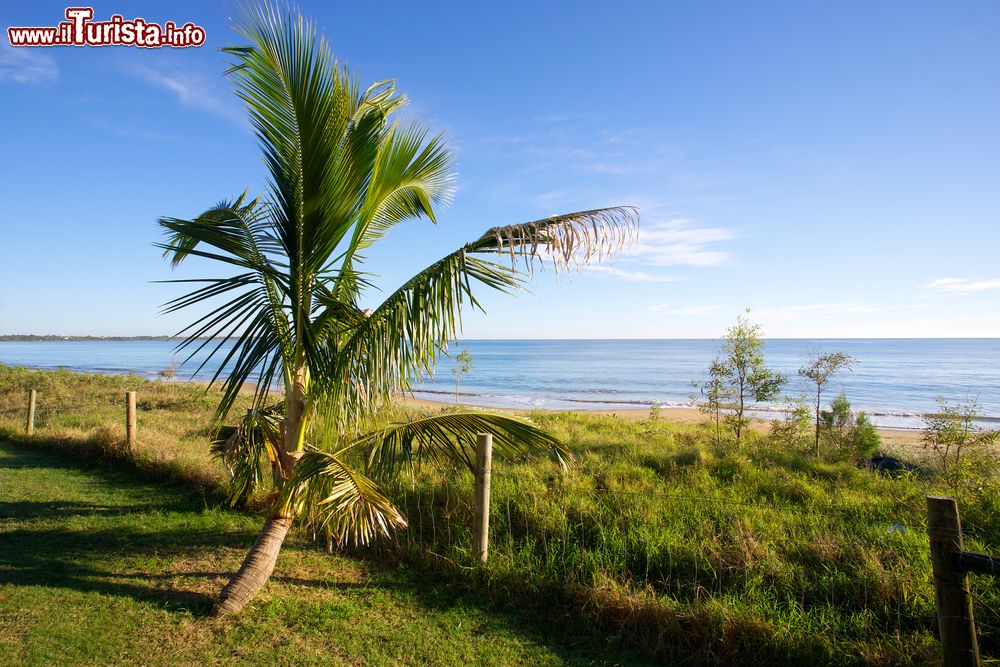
[714,312,785,446]
[799,352,855,456]
[451,349,473,403]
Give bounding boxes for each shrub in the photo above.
[819,392,881,461]
[923,397,1000,491]
[769,398,812,452]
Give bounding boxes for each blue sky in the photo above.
[1,1,998,338]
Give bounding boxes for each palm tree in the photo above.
[159,3,638,617]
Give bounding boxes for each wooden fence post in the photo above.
[472,432,493,563]
[927,496,981,667]
[25,389,36,435]
[125,391,137,453]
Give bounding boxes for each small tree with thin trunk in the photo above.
[798,352,854,456]
[451,349,473,403]
[715,312,784,446]
[694,357,732,446]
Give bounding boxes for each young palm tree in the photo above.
[159,4,638,617]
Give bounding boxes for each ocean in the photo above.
[0,338,996,429]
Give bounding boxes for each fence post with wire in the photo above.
[927,496,1000,667]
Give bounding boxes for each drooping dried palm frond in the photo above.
[470,206,639,273]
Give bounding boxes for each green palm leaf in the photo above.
[320,207,638,430]
[279,448,407,547]
[348,411,569,479]
[157,194,293,422]
[210,404,284,505]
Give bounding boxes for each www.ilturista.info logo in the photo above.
[7,7,206,48]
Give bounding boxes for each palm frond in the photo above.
[210,404,284,505]
[348,412,569,479]
[158,193,294,423]
[317,207,637,430]
[354,125,454,249]
[316,247,523,431]
[468,206,639,273]
[157,191,284,272]
[328,124,454,304]
[225,7,409,322]
[279,448,407,546]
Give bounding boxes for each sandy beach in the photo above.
[399,396,926,449]
[179,381,925,450]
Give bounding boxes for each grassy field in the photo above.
[1,365,999,665]
[0,441,661,666]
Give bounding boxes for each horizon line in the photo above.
[2,335,998,342]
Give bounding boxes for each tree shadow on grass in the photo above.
[0,441,125,471]
[0,442,413,622]
[0,499,194,520]
[0,441,248,617]
[0,524,255,616]
[0,441,661,663]
[349,553,871,667]
[362,566,665,666]
[0,432,226,504]
[0,440,839,665]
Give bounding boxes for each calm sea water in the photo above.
[0,339,997,429]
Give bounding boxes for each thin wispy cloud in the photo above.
[922,277,1000,293]
[625,219,735,267]
[649,303,721,316]
[84,116,180,143]
[754,303,880,319]
[585,266,681,283]
[521,141,668,178]
[537,113,574,124]
[532,189,577,210]
[127,64,246,128]
[0,43,58,84]
[749,303,927,327]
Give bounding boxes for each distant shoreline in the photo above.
[0,335,179,342]
[2,339,996,431]
[3,335,999,342]
[408,388,1000,425]
[398,395,927,449]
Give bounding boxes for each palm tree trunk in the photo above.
[212,357,309,616]
[212,514,294,616]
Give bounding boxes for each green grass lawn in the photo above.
[2,365,999,665]
[0,440,656,666]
